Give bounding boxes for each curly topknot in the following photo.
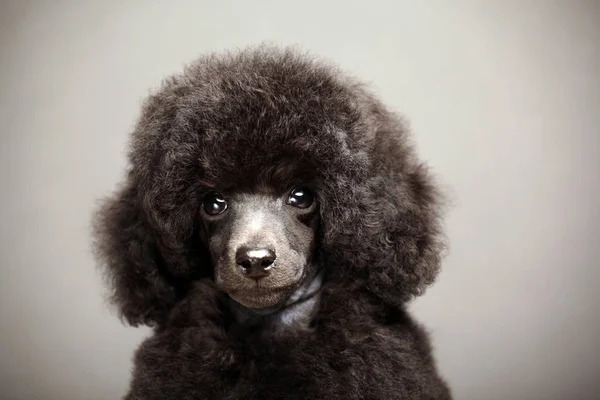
[93,45,445,327]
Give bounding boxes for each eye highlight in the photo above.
[202,191,228,216]
[287,187,315,209]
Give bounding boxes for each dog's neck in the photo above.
[228,270,324,333]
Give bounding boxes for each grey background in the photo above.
[1,1,599,399]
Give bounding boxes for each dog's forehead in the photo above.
[199,156,320,194]
[191,70,362,189]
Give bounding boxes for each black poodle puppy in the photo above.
[93,45,451,399]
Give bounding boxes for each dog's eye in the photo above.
[202,191,228,216]
[287,187,314,209]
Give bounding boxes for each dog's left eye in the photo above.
[202,191,228,216]
[287,187,314,209]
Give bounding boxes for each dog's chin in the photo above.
[215,267,307,310]
[228,288,292,309]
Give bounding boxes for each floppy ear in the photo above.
[366,118,446,305]
[364,160,446,305]
[93,176,184,327]
[92,76,212,326]
[322,111,446,306]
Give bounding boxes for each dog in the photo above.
[93,45,451,399]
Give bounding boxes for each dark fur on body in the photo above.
[93,46,451,399]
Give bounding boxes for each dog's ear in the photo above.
[322,113,446,306]
[364,160,446,305]
[93,78,210,326]
[93,178,182,326]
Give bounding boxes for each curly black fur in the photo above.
[93,45,451,399]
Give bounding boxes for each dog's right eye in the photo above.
[202,191,228,216]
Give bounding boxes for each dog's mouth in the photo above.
[214,260,306,309]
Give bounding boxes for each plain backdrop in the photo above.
[1,1,599,399]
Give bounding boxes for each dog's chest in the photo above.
[220,338,344,400]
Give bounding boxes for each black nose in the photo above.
[235,246,276,280]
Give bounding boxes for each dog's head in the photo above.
[93,46,445,326]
